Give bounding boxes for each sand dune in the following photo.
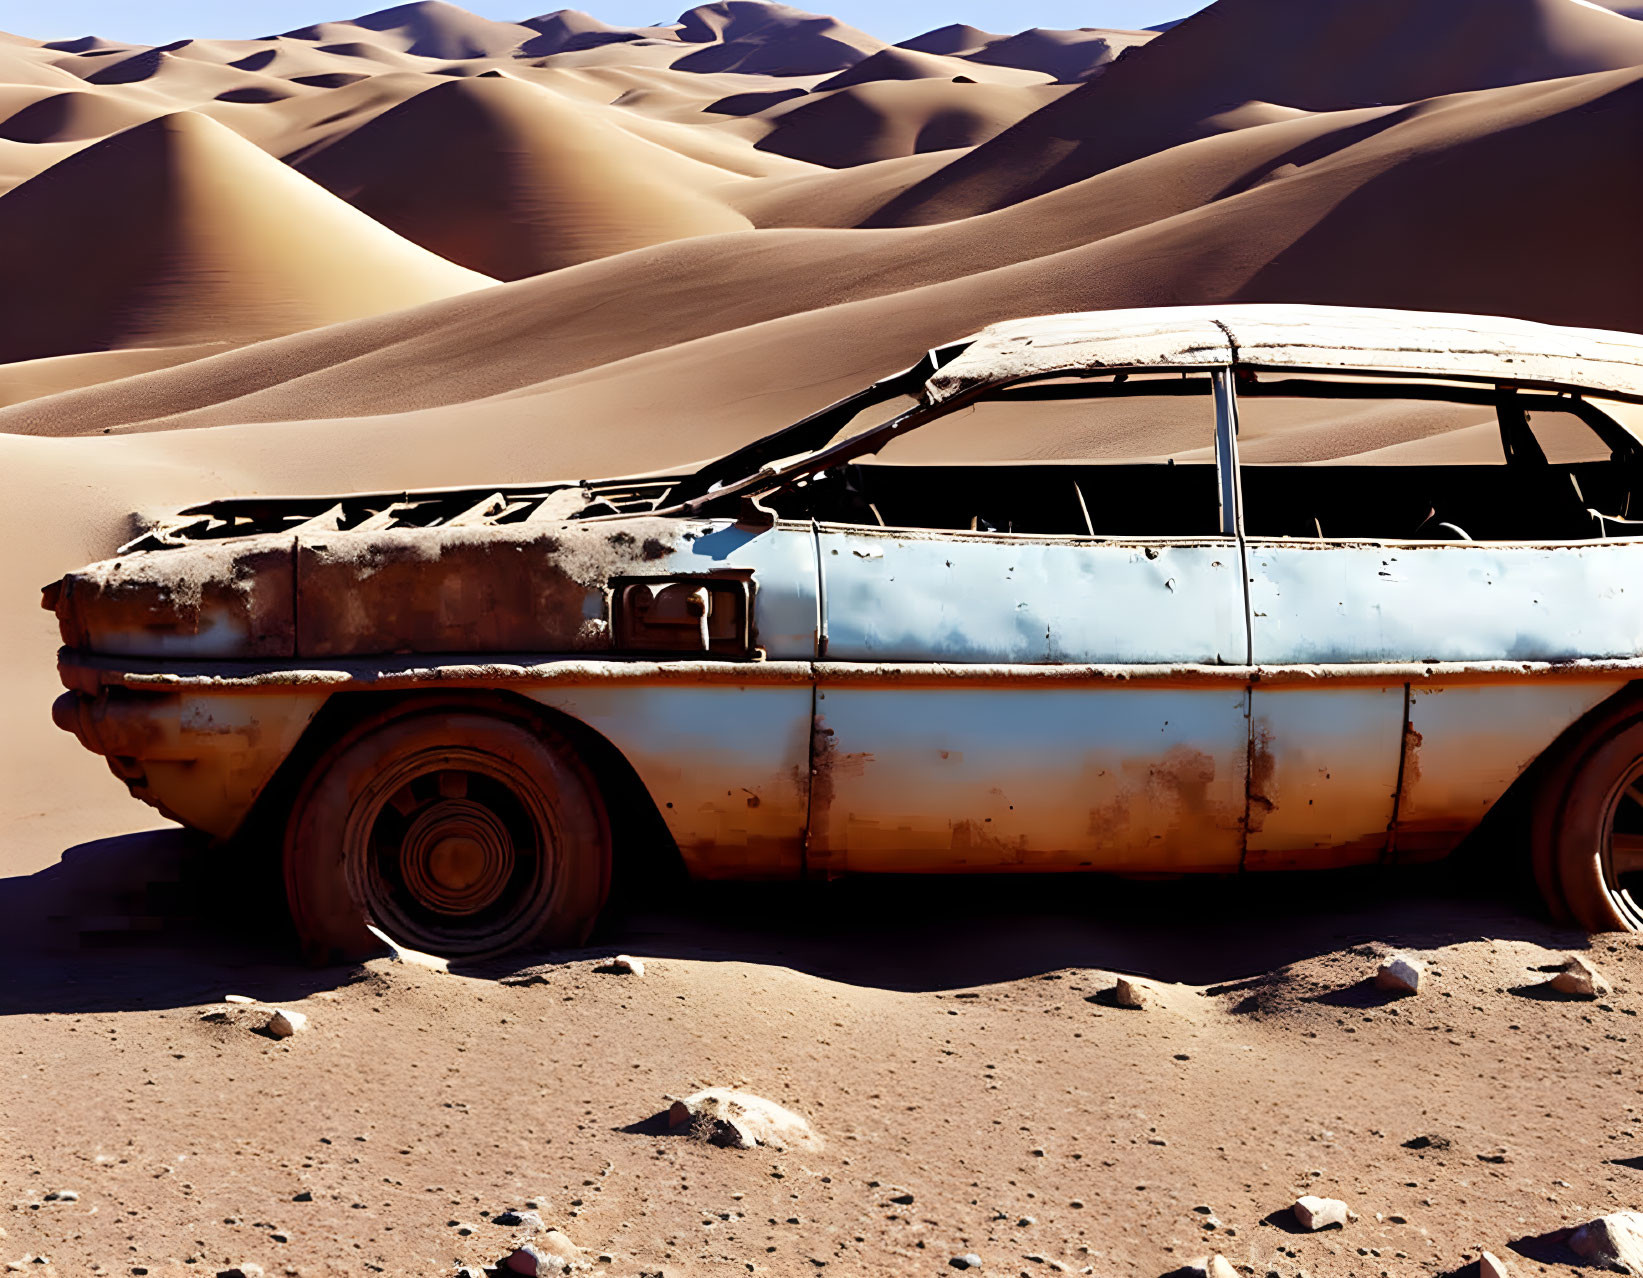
[963,27,1155,82]
[895,24,1004,56]
[814,45,1048,89]
[0,110,492,363]
[752,78,1067,166]
[281,1,539,58]
[295,74,750,277]
[671,1,885,74]
[873,0,1643,224]
[0,87,156,142]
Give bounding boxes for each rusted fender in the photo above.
[46,518,717,662]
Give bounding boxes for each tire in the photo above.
[283,702,611,964]
[1546,708,1643,933]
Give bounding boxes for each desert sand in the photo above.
[5,1,1643,1274]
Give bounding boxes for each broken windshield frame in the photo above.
[660,363,1643,522]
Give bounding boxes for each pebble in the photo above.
[1549,955,1612,999]
[223,995,256,1006]
[597,955,645,977]
[1479,1251,1511,1278]
[1570,1212,1643,1274]
[949,1254,983,1270]
[265,1009,308,1039]
[1113,977,1149,1009]
[42,1191,77,1203]
[494,1209,546,1231]
[1185,1257,1238,1278]
[1292,1195,1350,1231]
[215,1267,263,1278]
[1375,954,1425,995]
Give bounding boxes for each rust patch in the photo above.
[294,519,684,659]
[1246,718,1276,835]
[802,716,878,876]
[57,536,295,660]
[950,818,1028,862]
[1086,745,1241,870]
[1399,723,1424,802]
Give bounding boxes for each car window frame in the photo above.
[678,365,1247,544]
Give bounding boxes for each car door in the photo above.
[1236,376,1643,867]
[802,369,1252,876]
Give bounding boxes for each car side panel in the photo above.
[809,681,1251,875]
[819,527,1245,664]
[1244,685,1404,870]
[1247,541,1643,664]
[813,524,1251,872]
[1394,679,1629,862]
[528,683,814,879]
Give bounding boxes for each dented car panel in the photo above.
[53,685,326,837]
[1248,541,1643,665]
[524,683,813,880]
[808,682,1250,875]
[42,303,1643,909]
[817,525,1245,665]
[1393,679,1628,861]
[1243,684,1406,871]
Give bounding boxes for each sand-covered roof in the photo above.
[927,304,1643,404]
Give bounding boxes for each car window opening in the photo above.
[1236,376,1642,543]
[766,371,1643,544]
[768,371,1225,538]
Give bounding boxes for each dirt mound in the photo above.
[0,110,492,363]
[294,74,750,278]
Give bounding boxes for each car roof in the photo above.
[926,304,1643,405]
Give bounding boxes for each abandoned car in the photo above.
[43,303,1643,958]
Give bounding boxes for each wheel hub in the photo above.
[399,797,513,916]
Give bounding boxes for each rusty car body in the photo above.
[44,303,1643,957]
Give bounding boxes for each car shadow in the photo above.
[0,824,1598,1016]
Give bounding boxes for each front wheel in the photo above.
[284,703,611,963]
[1543,709,1643,933]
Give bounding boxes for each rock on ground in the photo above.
[265,1008,308,1039]
[1549,954,1611,999]
[1185,1255,1238,1278]
[1292,1194,1350,1231]
[1113,977,1149,1009]
[365,922,450,972]
[666,1087,821,1151]
[596,955,645,976]
[1570,1212,1643,1275]
[949,1254,982,1270]
[1375,953,1425,994]
[1479,1251,1511,1278]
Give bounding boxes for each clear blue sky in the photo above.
[0,1,1198,46]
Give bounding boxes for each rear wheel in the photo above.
[284,703,610,963]
[1545,709,1643,933]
